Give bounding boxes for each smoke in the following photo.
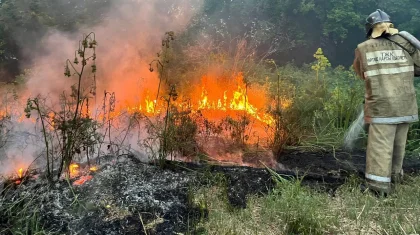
[24,0,203,102]
[0,119,45,176]
[0,0,204,176]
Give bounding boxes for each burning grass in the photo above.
[0,68,286,180]
[118,72,277,126]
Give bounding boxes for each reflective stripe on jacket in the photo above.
[353,34,420,124]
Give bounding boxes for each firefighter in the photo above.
[353,9,420,195]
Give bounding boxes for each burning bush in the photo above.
[22,33,100,182]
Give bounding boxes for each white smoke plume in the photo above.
[25,0,203,102]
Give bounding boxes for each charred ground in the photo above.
[2,149,420,234]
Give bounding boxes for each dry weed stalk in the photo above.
[24,33,100,182]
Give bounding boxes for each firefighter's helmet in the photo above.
[365,9,393,38]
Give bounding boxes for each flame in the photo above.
[117,72,277,126]
[13,168,24,185]
[145,94,156,114]
[0,110,7,119]
[48,112,55,130]
[69,163,79,177]
[89,166,98,171]
[192,73,275,125]
[0,71,287,170]
[0,71,280,128]
[73,175,93,186]
[17,168,23,178]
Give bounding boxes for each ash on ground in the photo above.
[2,150,420,234]
[1,155,205,235]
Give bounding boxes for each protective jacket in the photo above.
[353,34,420,124]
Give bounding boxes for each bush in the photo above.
[264,50,364,150]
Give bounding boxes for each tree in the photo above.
[182,0,420,67]
[0,0,110,81]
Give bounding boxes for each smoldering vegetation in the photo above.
[1,0,420,234]
[0,0,204,174]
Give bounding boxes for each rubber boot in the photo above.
[391,169,404,184]
[366,179,392,197]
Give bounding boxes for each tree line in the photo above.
[1,0,419,81]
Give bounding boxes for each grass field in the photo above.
[194,173,420,235]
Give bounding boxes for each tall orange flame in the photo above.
[118,73,276,125]
[191,73,274,125]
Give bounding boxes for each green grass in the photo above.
[193,174,420,235]
[0,185,52,235]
